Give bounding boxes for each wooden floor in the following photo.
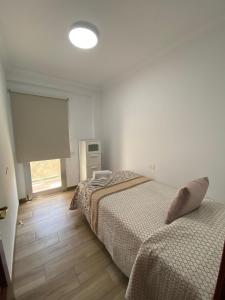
[13,191,128,300]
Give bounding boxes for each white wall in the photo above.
[7,73,101,199]
[0,59,18,277]
[102,21,225,203]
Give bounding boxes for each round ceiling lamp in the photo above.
[68,21,99,49]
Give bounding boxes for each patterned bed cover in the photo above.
[71,171,225,300]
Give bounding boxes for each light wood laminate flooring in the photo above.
[14,191,128,300]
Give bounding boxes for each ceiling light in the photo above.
[69,21,99,49]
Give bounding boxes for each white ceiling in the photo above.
[0,0,225,88]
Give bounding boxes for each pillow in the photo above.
[165,177,209,224]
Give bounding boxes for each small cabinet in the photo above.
[79,140,101,181]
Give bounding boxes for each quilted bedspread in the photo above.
[72,171,225,300]
[126,200,225,300]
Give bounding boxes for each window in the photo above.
[30,159,62,193]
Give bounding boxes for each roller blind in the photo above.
[10,92,70,163]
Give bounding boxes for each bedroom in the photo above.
[0,0,225,299]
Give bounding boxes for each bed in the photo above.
[70,170,225,300]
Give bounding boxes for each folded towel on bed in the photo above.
[93,170,112,179]
[89,177,112,187]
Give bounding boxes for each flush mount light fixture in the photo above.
[68,21,99,49]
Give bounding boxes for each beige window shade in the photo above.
[10,92,70,163]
